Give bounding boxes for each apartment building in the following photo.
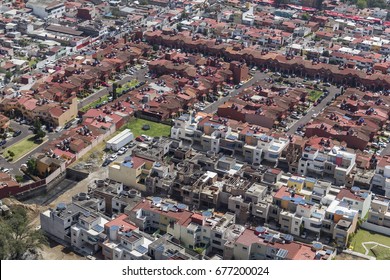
[40,203,90,244]
[101,215,153,260]
[371,156,390,197]
[365,195,390,233]
[128,197,193,234]
[108,156,154,192]
[335,187,372,218]
[148,234,197,260]
[26,0,66,19]
[233,227,334,260]
[298,145,356,185]
[322,200,358,247]
[70,212,109,255]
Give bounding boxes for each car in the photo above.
[3,168,9,173]
[128,142,136,148]
[20,119,27,124]
[101,82,109,87]
[323,82,331,87]
[117,147,127,155]
[109,154,117,161]
[300,232,307,239]
[13,130,22,137]
[135,136,145,142]
[0,139,7,146]
[141,134,152,141]
[64,123,72,129]
[326,101,332,106]
[325,237,331,244]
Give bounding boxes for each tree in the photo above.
[356,0,367,8]
[301,13,310,20]
[322,50,330,57]
[26,158,37,175]
[0,206,47,259]
[35,129,46,140]
[112,82,118,100]
[5,71,12,81]
[33,118,42,132]
[177,23,183,32]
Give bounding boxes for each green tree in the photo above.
[112,82,118,100]
[5,71,12,81]
[33,118,42,132]
[26,158,37,175]
[356,0,367,8]
[301,13,310,20]
[35,129,46,140]
[0,206,47,259]
[322,50,330,57]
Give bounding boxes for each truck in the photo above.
[105,129,134,151]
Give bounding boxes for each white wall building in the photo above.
[26,0,65,19]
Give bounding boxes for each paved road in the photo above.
[287,83,340,134]
[0,120,64,176]
[203,72,268,114]
[77,67,149,109]
[0,66,151,176]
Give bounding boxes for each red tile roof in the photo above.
[131,199,193,226]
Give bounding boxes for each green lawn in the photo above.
[371,245,390,260]
[350,229,390,257]
[80,95,109,112]
[308,90,323,102]
[122,118,171,138]
[3,136,41,162]
[80,80,139,112]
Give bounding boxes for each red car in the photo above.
[135,136,145,142]
[101,81,109,87]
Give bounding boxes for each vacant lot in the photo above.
[122,118,171,137]
[3,136,41,162]
[350,229,390,258]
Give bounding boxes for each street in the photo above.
[77,67,149,109]
[203,72,269,114]
[287,83,339,134]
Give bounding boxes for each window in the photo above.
[212,240,221,245]
[243,247,248,250]
[215,233,222,239]
[236,204,240,209]
[187,230,194,235]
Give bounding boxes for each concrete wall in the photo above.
[361,221,390,236]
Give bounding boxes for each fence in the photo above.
[361,221,390,236]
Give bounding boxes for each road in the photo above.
[203,72,268,114]
[0,66,151,176]
[77,67,149,109]
[287,83,340,134]
[0,120,64,176]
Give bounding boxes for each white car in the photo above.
[109,154,118,161]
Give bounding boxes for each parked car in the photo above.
[13,130,22,137]
[135,136,145,142]
[0,139,6,146]
[300,232,307,239]
[109,154,117,161]
[64,122,72,129]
